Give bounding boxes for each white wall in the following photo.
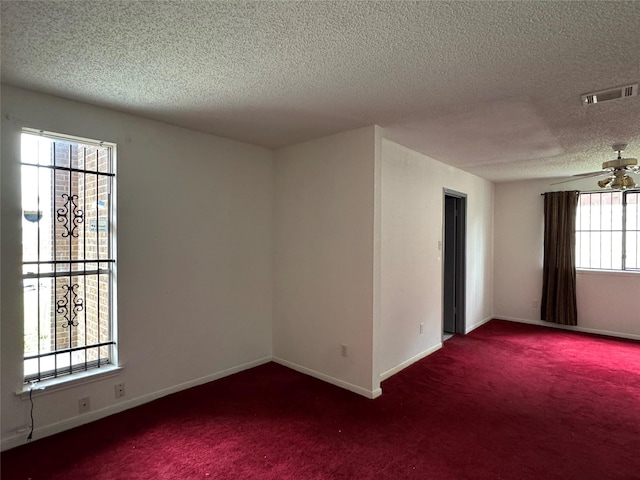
[379,139,494,379]
[1,86,274,449]
[494,178,640,339]
[272,126,381,398]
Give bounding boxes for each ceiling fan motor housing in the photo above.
[603,157,638,170]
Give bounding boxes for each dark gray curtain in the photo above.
[541,191,579,325]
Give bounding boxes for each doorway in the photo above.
[443,190,466,338]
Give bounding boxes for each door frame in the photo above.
[442,189,467,335]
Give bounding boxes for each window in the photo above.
[576,191,639,271]
[21,129,116,383]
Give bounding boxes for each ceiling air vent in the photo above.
[581,83,638,106]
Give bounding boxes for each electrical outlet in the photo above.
[420,323,424,334]
[78,397,90,414]
[114,383,125,399]
[341,344,348,357]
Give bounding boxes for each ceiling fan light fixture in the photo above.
[625,175,638,188]
[597,177,613,188]
[621,174,636,189]
[607,174,637,190]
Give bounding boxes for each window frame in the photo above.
[20,128,118,385]
[576,190,639,272]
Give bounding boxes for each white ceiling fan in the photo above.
[554,144,639,190]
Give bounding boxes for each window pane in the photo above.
[627,192,638,230]
[590,194,601,230]
[626,192,639,270]
[610,193,623,230]
[52,141,73,169]
[576,232,592,267]
[605,232,623,270]
[626,233,638,270]
[21,134,53,166]
[578,194,592,230]
[21,130,116,382]
[21,165,54,263]
[576,192,624,270]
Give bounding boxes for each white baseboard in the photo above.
[495,316,640,341]
[465,315,494,334]
[272,357,382,399]
[377,314,494,383]
[1,356,271,452]
[379,342,442,382]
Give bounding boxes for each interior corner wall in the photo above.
[272,126,379,398]
[379,139,494,379]
[494,178,640,339]
[1,85,274,449]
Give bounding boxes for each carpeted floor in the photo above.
[2,319,639,479]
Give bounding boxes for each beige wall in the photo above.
[494,178,640,339]
[379,139,494,378]
[1,86,274,449]
[272,126,380,397]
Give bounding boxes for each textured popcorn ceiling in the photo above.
[2,1,639,182]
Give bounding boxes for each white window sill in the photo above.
[577,268,640,278]
[16,365,123,400]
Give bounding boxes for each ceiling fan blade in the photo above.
[551,171,608,185]
[572,170,609,178]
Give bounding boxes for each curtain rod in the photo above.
[540,190,581,196]
[540,189,639,196]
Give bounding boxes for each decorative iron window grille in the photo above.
[576,191,639,271]
[21,129,117,383]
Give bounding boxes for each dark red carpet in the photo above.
[3,320,639,479]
